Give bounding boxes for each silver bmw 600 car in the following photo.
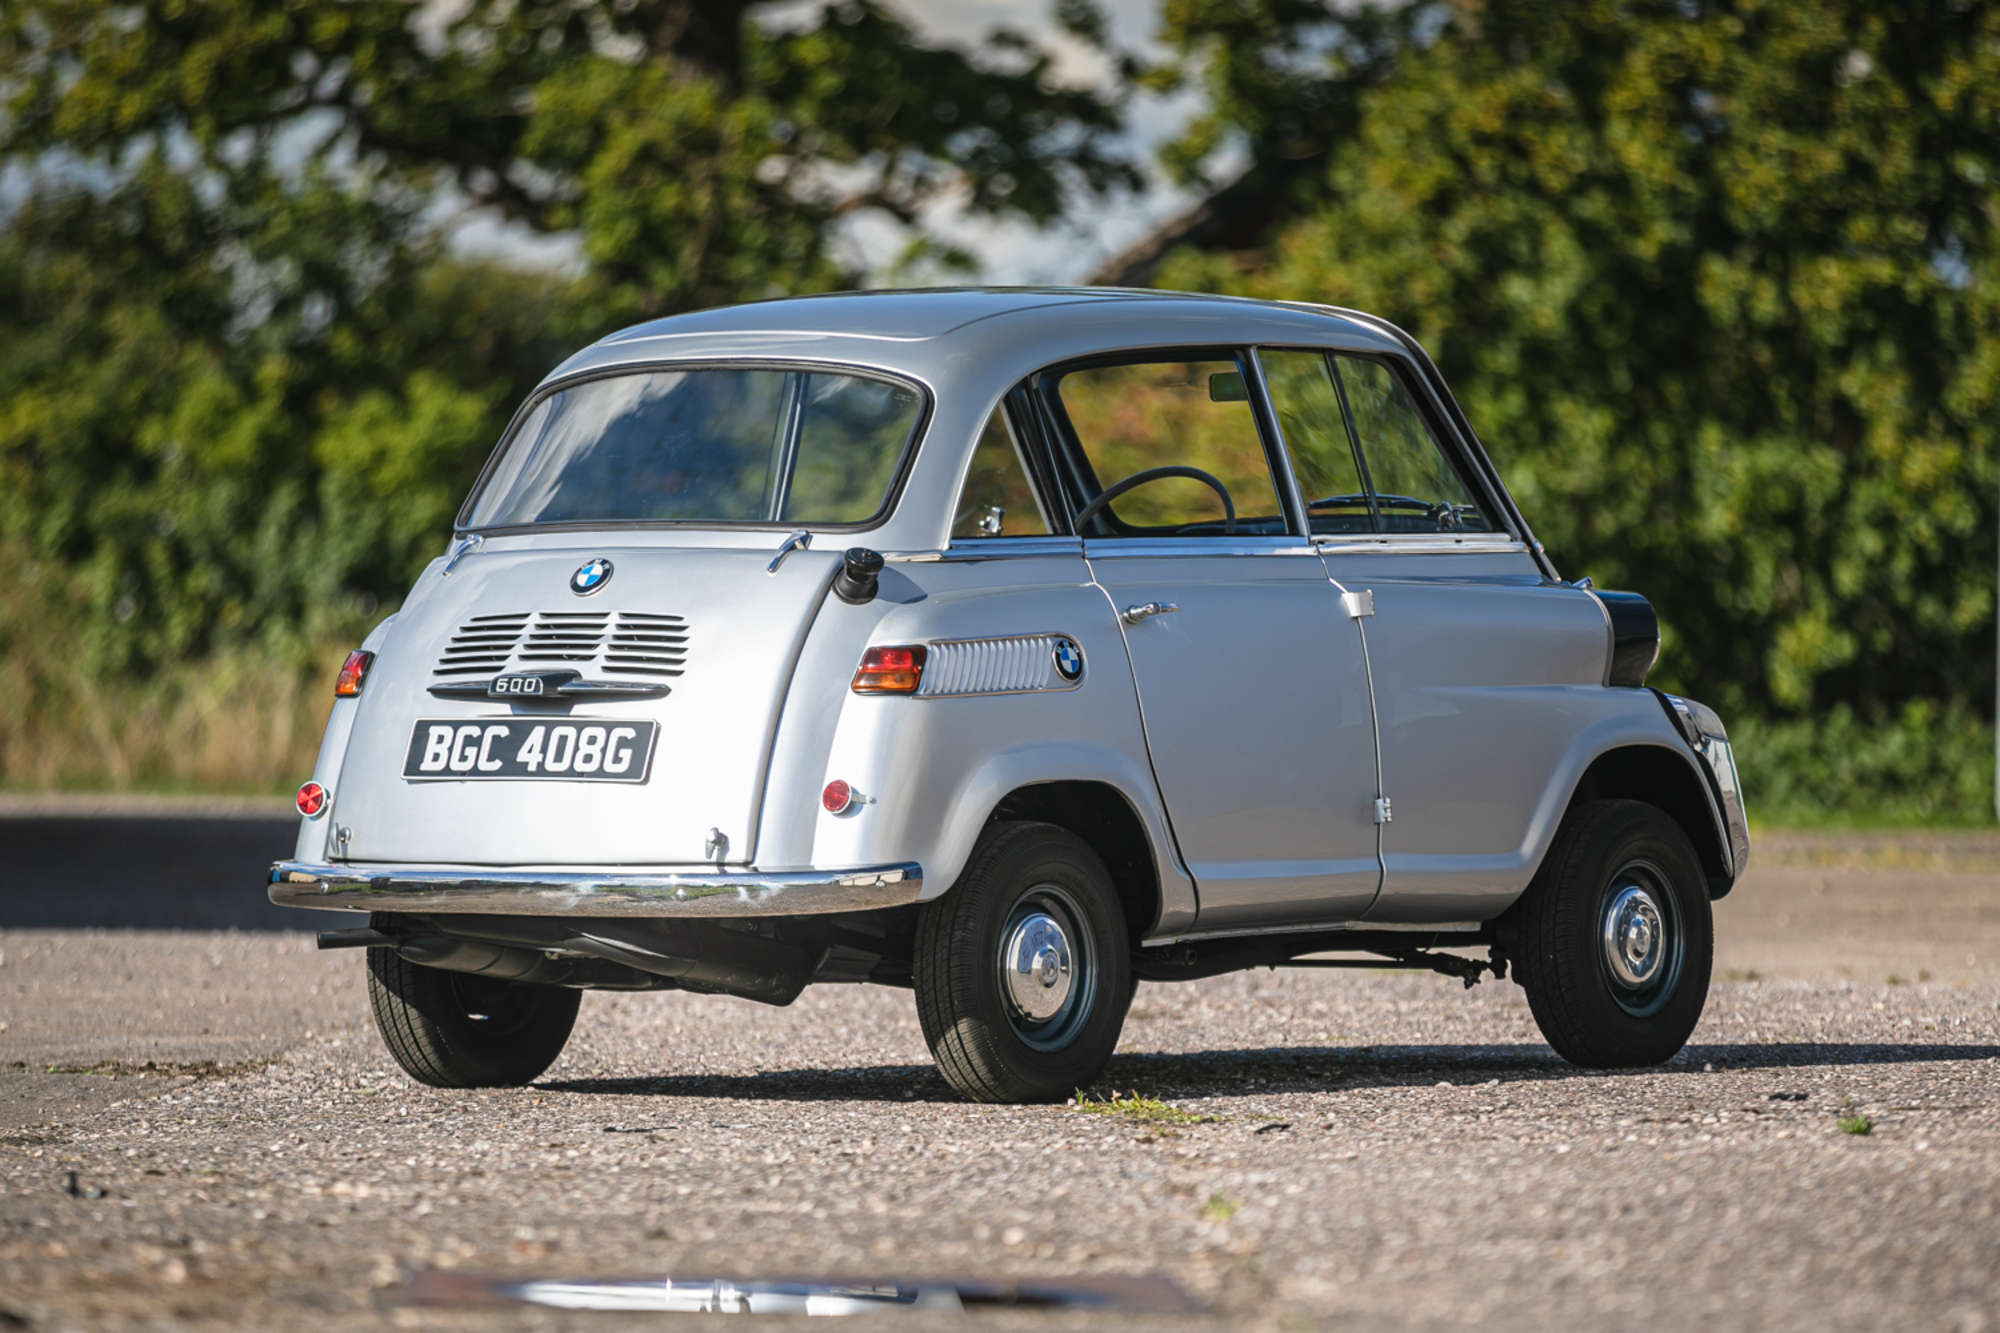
[270,288,1748,1103]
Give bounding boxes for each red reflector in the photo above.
[295,781,328,818]
[822,779,853,814]
[851,645,926,695]
[334,650,375,698]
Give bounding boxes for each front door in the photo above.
[1258,346,1611,923]
[1037,353,1382,930]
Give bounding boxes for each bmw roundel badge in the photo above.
[1052,636,1084,682]
[571,558,614,596]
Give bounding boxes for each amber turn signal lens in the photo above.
[851,645,926,695]
[295,781,328,818]
[334,649,375,698]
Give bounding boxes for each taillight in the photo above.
[822,779,854,814]
[334,650,375,698]
[296,781,328,818]
[851,645,926,695]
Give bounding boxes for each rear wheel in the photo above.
[1505,799,1713,1068]
[366,947,580,1088]
[914,822,1132,1103]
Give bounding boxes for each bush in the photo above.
[0,545,361,793]
[1731,702,1996,828]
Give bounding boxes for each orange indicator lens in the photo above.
[851,645,926,695]
[334,650,375,698]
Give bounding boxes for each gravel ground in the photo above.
[2,823,1997,1331]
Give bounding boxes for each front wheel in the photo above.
[366,948,580,1088]
[1504,799,1713,1068]
[914,822,1132,1103]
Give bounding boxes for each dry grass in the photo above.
[0,551,347,793]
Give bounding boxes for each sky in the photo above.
[449,0,1214,285]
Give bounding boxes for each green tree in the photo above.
[1145,0,1999,729]
[2,0,1137,318]
[0,0,1138,677]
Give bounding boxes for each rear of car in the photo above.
[286,363,924,874]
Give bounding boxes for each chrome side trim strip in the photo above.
[268,861,923,918]
[1310,535,1527,556]
[1084,538,1321,559]
[888,537,1085,563]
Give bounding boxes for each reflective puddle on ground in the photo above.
[401,1268,1201,1316]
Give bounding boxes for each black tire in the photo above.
[366,948,581,1088]
[914,821,1132,1103]
[1505,799,1713,1069]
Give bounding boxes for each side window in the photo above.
[1332,356,1492,533]
[951,406,1049,538]
[1052,357,1285,537]
[1256,349,1370,535]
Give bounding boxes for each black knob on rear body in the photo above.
[834,547,885,605]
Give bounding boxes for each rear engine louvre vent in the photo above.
[434,612,688,680]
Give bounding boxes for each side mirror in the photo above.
[1207,371,1247,402]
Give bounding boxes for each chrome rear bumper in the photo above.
[268,860,923,918]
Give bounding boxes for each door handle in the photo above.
[1120,601,1180,626]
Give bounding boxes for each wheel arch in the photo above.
[907,742,1197,939]
[988,781,1164,947]
[1564,743,1736,898]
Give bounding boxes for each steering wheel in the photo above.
[1072,465,1236,536]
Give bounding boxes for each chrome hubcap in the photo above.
[996,884,1097,1051]
[1602,882,1665,988]
[1596,857,1684,1020]
[1002,911,1074,1022]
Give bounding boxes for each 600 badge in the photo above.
[401,718,659,784]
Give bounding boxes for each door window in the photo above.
[1333,356,1492,534]
[951,406,1050,538]
[1050,357,1285,537]
[1256,349,1370,535]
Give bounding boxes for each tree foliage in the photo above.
[0,0,1135,675]
[1153,0,1999,724]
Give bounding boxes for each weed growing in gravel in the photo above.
[1067,1091,1218,1126]
[1202,1193,1241,1224]
[1837,1112,1874,1136]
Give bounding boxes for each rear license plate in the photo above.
[402,718,659,783]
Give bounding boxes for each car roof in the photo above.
[594,287,1381,345]
[493,288,1526,557]
[545,287,1405,389]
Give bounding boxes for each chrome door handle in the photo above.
[1120,601,1180,626]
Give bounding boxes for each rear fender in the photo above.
[295,609,403,861]
[755,558,1197,938]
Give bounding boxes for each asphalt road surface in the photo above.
[2,799,1998,1330]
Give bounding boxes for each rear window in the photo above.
[464,367,924,529]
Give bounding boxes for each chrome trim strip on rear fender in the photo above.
[268,860,923,918]
[915,633,1085,697]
